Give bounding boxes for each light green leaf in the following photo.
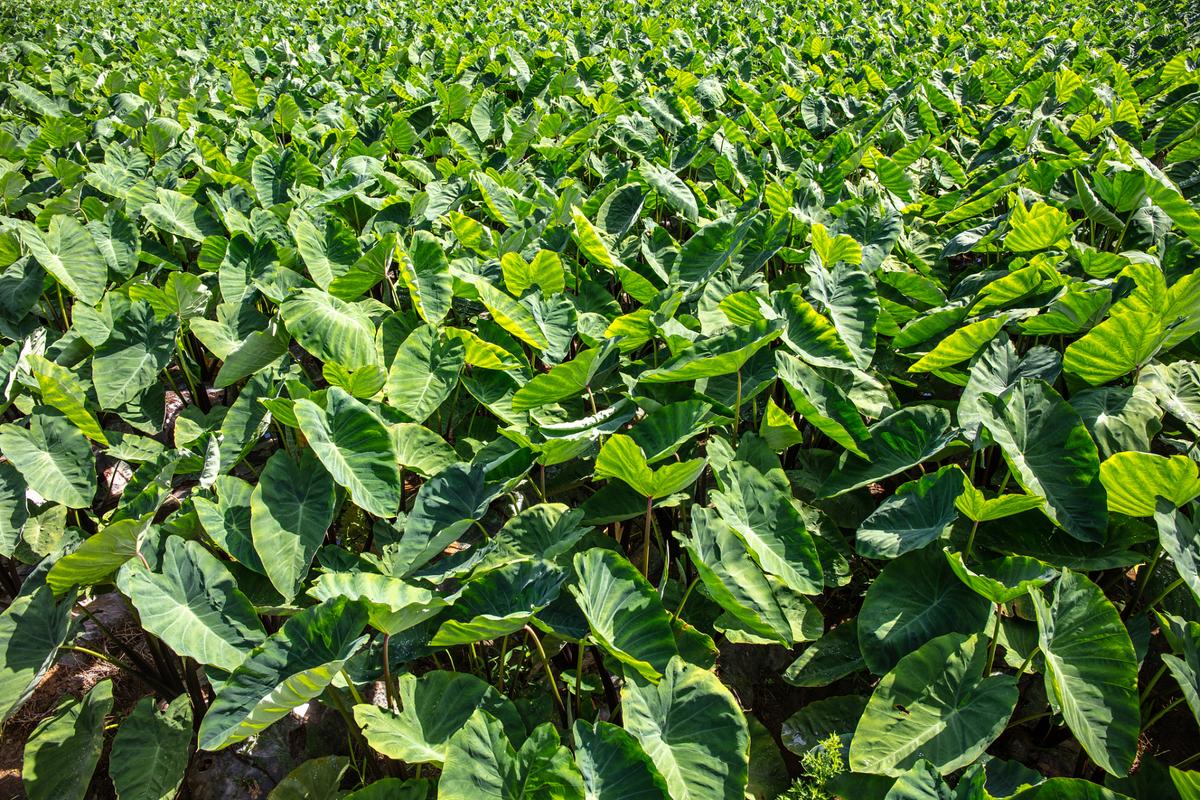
[19,216,107,304]
[385,324,465,424]
[0,410,96,509]
[22,679,113,800]
[281,288,378,370]
[0,581,73,722]
[909,316,1007,373]
[398,231,453,325]
[250,449,335,600]
[110,695,193,800]
[1099,452,1200,517]
[574,720,671,800]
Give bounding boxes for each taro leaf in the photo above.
[776,351,870,458]
[883,760,955,799]
[909,316,1007,373]
[117,536,266,672]
[354,671,524,765]
[391,422,458,477]
[28,355,107,444]
[194,475,263,573]
[1156,501,1200,605]
[92,300,178,409]
[805,262,879,370]
[281,288,378,369]
[622,656,750,800]
[1070,386,1162,458]
[710,461,823,594]
[267,756,349,800]
[858,545,991,674]
[292,215,359,289]
[142,188,223,241]
[295,386,402,518]
[783,620,865,687]
[344,779,430,800]
[388,464,501,576]
[981,379,1107,542]
[512,340,619,412]
[46,515,149,595]
[1063,309,1165,387]
[774,290,858,370]
[1004,199,1072,252]
[573,719,671,800]
[856,466,963,559]
[213,319,290,389]
[639,320,781,383]
[944,550,1057,604]
[594,434,705,500]
[1029,569,1139,777]
[680,507,797,645]
[1099,453,1200,517]
[385,323,465,423]
[22,679,113,800]
[0,409,96,509]
[250,449,335,600]
[198,597,370,750]
[431,559,565,645]
[309,571,448,634]
[821,406,956,498]
[440,711,584,800]
[850,632,1017,777]
[955,482,1044,522]
[1140,361,1200,436]
[958,336,1061,441]
[502,249,565,297]
[398,230,453,325]
[836,204,903,273]
[781,694,867,758]
[571,549,677,681]
[110,694,193,800]
[1006,779,1135,799]
[462,275,551,351]
[642,161,698,222]
[1161,621,1200,729]
[0,580,73,722]
[0,461,28,557]
[19,216,107,304]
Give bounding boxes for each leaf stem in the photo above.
[1143,696,1184,732]
[641,494,654,577]
[985,604,1002,675]
[524,625,566,717]
[382,634,399,712]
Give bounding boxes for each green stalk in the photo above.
[641,494,654,577]
[1143,697,1184,732]
[985,604,1002,676]
[524,625,566,716]
[382,634,399,712]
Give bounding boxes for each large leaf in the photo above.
[981,379,1107,542]
[806,263,879,369]
[22,679,113,800]
[573,720,671,800]
[571,549,677,681]
[385,323,465,423]
[622,656,750,800]
[776,351,870,458]
[1156,501,1200,605]
[439,711,585,800]
[0,410,96,508]
[198,597,369,750]
[19,216,107,304]
[110,694,193,800]
[857,545,991,674]
[856,467,963,559]
[1099,452,1200,517]
[638,321,781,383]
[850,632,1017,776]
[594,434,705,500]
[0,580,73,722]
[250,449,335,600]
[354,670,524,764]
[281,288,378,369]
[1030,570,1139,777]
[92,300,177,409]
[309,571,448,634]
[821,406,955,497]
[117,536,266,672]
[295,386,402,518]
[398,230,453,325]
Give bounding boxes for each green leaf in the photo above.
[856,467,963,559]
[281,288,378,370]
[194,475,263,573]
[267,756,349,800]
[821,406,955,498]
[0,581,73,722]
[433,559,564,645]
[572,206,621,271]
[711,461,823,595]
[594,434,705,500]
[250,449,335,600]
[571,549,678,681]
[776,352,870,459]
[28,356,107,444]
[142,188,223,242]
[642,162,698,222]
[502,249,565,297]
[909,316,1007,373]
[354,670,524,764]
[639,321,781,383]
[1030,569,1139,777]
[198,597,369,750]
[462,275,551,351]
[944,549,1057,604]
[858,546,991,674]
[117,536,266,672]
[310,570,448,634]
[0,410,96,509]
[776,290,859,370]
[385,323,465,423]
[981,379,1107,542]
[850,632,1017,777]
[292,214,359,289]
[295,387,402,518]
[1004,198,1073,252]
[1156,501,1200,605]
[806,263,879,370]
[46,516,147,595]
[512,341,618,412]
[110,695,193,800]
[574,720,671,800]
[1099,452,1200,517]
[19,216,107,304]
[440,711,585,800]
[92,301,177,409]
[23,680,113,800]
[622,656,750,800]
[398,231,453,325]
[1063,310,1164,386]
[783,621,864,687]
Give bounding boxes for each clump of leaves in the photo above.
[779,734,844,800]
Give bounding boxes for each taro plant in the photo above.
[0,0,1199,797]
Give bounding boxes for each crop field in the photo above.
[0,0,1198,796]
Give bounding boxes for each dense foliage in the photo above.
[1,0,1199,796]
